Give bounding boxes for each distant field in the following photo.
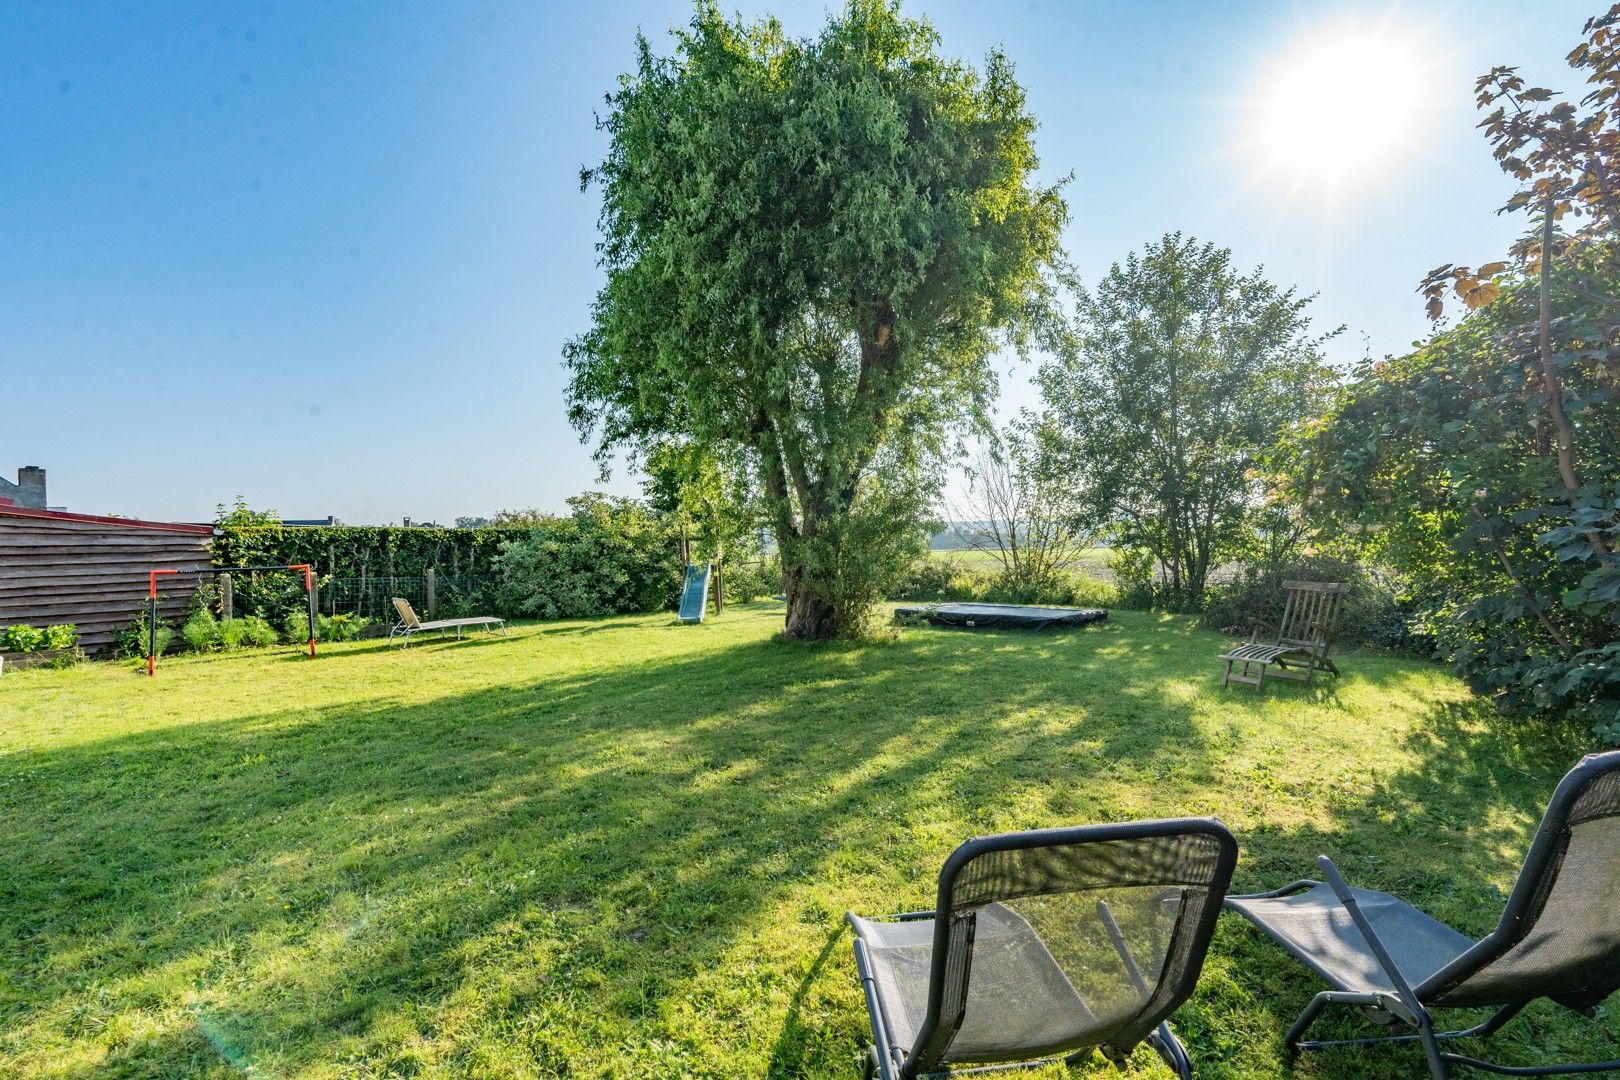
[930,545,1117,576]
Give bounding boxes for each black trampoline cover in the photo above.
[894,602,1108,631]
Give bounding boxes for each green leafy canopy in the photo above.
[565,0,1067,637]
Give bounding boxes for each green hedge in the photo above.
[215,524,523,580]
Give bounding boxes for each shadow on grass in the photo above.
[1214,705,1608,1077]
[0,616,1600,1078]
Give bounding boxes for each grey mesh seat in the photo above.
[847,818,1238,1079]
[1226,751,1620,1077]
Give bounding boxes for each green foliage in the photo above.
[115,613,174,660]
[1198,554,1422,652]
[281,609,313,644]
[2,624,46,654]
[1289,269,1620,739]
[182,610,221,652]
[566,0,1067,638]
[318,613,370,643]
[1036,234,1339,606]
[892,556,1117,610]
[280,610,370,644]
[721,557,782,604]
[41,625,77,652]
[494,495,676,620]
[214,501,526,620]
[1347,12,1620,742]
[238,616,280,648]
[181,609,287,652]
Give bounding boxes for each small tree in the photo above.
[951,419,1092,594]
[642,440,757,613]
[1290,6,1620,740]
[1417,3,1620,610]
[565,1,1066,639]
[1036,234,1338,604]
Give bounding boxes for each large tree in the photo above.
[565,1,1066,639]
[1036,234,1338,603]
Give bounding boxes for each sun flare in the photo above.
[1253,22,1439,193]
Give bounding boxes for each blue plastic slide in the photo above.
[677,563,711,623]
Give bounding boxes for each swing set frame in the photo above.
[145,564,316,676]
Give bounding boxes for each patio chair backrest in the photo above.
[906,818,1237,1070]
[1420,751,1620,1011]
[1275,580,1347,651]
[392,597,422,629]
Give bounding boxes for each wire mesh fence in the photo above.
[314,574,500,624]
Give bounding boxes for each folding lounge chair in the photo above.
[389,597,506,646]
[1226,750,1620,1078]
[847,818,1238,1079]
[1219,580,1347,691]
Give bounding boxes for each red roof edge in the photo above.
[0,504,215,535]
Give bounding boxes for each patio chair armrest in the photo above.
[890,909,937,922]
[1225,878,1320,902]
[1246,618,1277,643]
[1315,856,1429,1026]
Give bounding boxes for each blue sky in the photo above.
[0,1,1592,523]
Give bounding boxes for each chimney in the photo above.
[15,466,46,509]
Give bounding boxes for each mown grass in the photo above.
[0,605,1610,1078]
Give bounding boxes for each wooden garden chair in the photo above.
[1219,579,1347,691]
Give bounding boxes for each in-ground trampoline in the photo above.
[893,602,1108,631]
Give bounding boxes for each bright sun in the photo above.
[1253,22,1438,193]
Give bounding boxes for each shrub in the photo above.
[282,610,313,644]
[722,557,782,604]
[1197,553,1423,652]
[2,624,46,654]
[182,610,221,652]
[42,624,77,651]
[237,616,279,648]
[891,557,1119,609]
[494,495,676,619]
[317,613,370,642]
[217,617,247,650]
[285,610,370,643]
[116,613,174,659]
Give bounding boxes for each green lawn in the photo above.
[0,605,1609,1078]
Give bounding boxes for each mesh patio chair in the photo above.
[1226,750,1620,1078]
[847,818,1238,1079]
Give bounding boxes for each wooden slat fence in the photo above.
[0,506,214,654]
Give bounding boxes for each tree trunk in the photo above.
[1535,197,1611,560]
[780,556,842,639]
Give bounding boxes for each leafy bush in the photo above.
[722,557,781,604]
[218,617,247,650]
[237,616,280,648]
[494,494,676,620]
[284,610,370,643]
[2,624,46,653]
[1197,554,1423,652]
[115,613,174,660]
[891,557,1118,609]
[318,613,370,642]
[42,624,77,651]
[281,610,313,644]
[182,610,221,652]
